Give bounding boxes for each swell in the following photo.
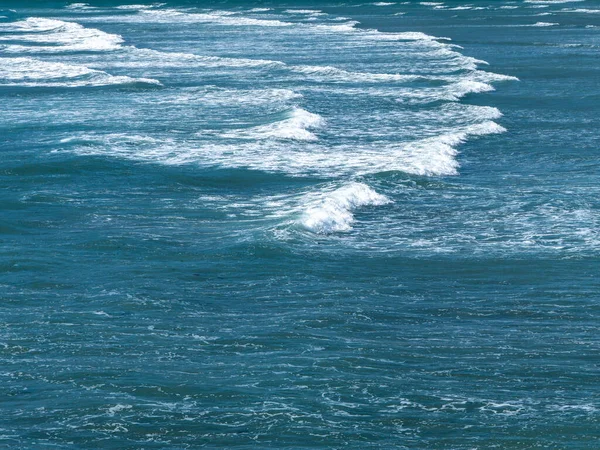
[2,5,519,235]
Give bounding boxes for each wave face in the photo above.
[301,183,390,233]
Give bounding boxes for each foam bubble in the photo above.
[301,183,390,233]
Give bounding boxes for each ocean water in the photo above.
[1,0,599,448]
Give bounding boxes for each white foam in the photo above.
[0,57,161,87]
[291,65,418,83]
[443,80,496,100]
[224,108,325,142]
[65,3,93,9]
[0,17,123,52]
[561,8,600,14]
[47,5,517,183]
[114,7,450,44]
[115,3,165,10]
[525,0,584,3]
[398,121,506,176]
[360,30,450,41]
[301,183,390,233]
[388,80,495,104]
[139,9,293,27]
[93,47,284,69]
[143,87,302,107]
[66,118,505,178]
[284,9,325,15]
[106,404,132,416]
[530,21,559,26]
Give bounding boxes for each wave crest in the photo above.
[301,183,390,233]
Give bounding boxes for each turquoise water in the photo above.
[1,1,599,448]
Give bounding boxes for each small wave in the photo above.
[140,86,302,107]
[115,3,165,10]
[139,9,293,27]
[127,8,450,44]
[530,21,559,26]
[224,108,325,141]
[399,121,506,176]
[525,0,584,3]
[0,57,161,87]
[443,80,496,100]
[284,9,325,15]
[0,17,123,52]
[103,47,284,69]
[65,3,94,9]
[301,183,390,233]
[291,65,419,83]
[389,80,494,104]
[561,8,600,14]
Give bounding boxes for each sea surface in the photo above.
[1,0,599,448]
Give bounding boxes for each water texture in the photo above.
[1,0,599,448]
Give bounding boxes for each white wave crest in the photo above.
[0,57,161,87]
[115,3,165,10]
[139,9,293,27]
[525,0,584,3]
[63,120,505,177]
[291,65,418,83]
[224,108,325,141]
[143,87,302,107]
[0,17,123,52]
[66,3,93,9]
[443,80,496,100]
[301,183,390,233]
[560,8,600,14]
[399,121,506,176]
[100,47,284,69]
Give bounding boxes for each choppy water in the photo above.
[1,1,599,448]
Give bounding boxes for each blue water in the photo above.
[1,1,600,448]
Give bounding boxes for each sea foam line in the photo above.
[0,17,124,52]
[0,57,161,87]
